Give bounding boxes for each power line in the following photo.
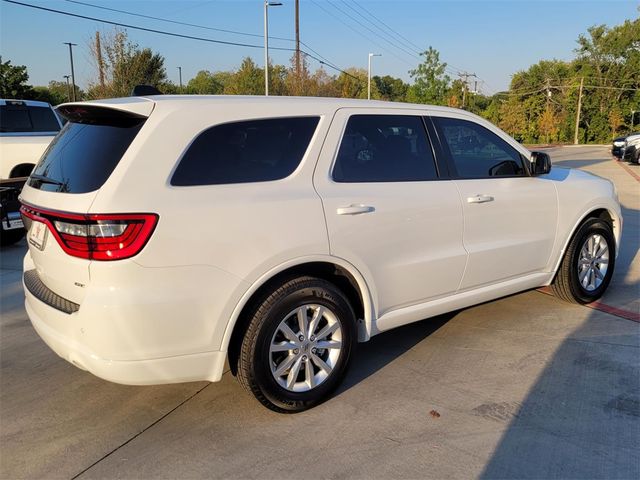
[326,0,418,63]
[335,0,422,60]
[63,0,292,42]
[347,0,468,79]
[65,0,338,71]
[2,0,360,81]
[308,0,414,66]
[349,0,424,53]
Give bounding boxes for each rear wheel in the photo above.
[237,276,356,413]
[551,218,615,304]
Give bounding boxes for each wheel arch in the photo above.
[9,163,35,178]
[223,256,375,376]
[551,206,620,276]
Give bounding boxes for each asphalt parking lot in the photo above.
[1,145,638,479]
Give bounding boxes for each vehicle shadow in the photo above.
[552,158,611,169]
[599,203,639,312]
[478,303,640,479]
[337,312,456,393]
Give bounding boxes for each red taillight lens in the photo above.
[20,204,158,261]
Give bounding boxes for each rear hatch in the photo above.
[20,99,154,305]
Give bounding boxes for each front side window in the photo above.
[171,117,320,186]
[432,117,526,178]
[333,115,438,182]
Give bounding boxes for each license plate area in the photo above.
[28,220,48,251]
[3,211,24,230]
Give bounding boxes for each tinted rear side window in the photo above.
[0,105,60,133]
[28,120,144,194]
[333,115,438,182]
[171,117,319,186]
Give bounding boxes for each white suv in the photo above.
[20,96,621,412]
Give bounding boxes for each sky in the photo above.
[1,0,638,95]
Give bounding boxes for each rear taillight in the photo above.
[20,204,158,261]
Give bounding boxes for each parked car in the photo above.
[611,134,629,159]
[20,96,621,412]
[0,99,62,245]
[622,132,640,164]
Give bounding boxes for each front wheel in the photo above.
[237,276,356,413]
[551,218,615,304]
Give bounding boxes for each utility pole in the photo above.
[368,53,381,100]
[545,78,552,107]
[295,0,300,79]
[574,77,584,145]
[95,31,105,89]
[263,1,283,96]
[63,75,71,102]
[178,66,183,92]
[459,72,476,109]
[64,42,77,102]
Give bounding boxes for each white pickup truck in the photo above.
[0,99,62,245]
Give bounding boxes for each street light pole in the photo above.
[64,42,77,102]
[263,1,282,96]
[63,75,71,102]
[632,110,637,130]
[368,53,381,100]
[178,66,183,92]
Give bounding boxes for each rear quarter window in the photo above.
[171,117,320,186]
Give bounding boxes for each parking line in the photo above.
[537,287,640,323]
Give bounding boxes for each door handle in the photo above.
[337,204,375,215]
[467,194,494,204]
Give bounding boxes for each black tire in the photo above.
[0,227,25,247]
[237,276,356,413]
[551,218,615,304]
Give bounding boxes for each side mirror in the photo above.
[531,151,552,175]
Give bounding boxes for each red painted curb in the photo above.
[537,287,640,323]
[612,157,640,182]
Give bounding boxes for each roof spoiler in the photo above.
[131,85,163,96]
[56,104,147,126]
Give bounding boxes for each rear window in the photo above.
[28,117,144,194]
[171,117,320,186]
[0,105,60,133]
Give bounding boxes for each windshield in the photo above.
[28,119,144,194]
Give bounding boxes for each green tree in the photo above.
[0,58,33,98]
[187,70,223,94]
[31,80,77,105]
[224,57,264,95]
[407,47,450,105]
[335,68,373,99]
[87,29,167,99]
[373,75,408,102]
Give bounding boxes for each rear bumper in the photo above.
[26,293,227,385]
[22,251,247,385]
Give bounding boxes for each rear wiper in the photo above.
[29,174,68,192]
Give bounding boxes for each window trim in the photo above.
[428,115,532,180]
[329,113,443,184]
